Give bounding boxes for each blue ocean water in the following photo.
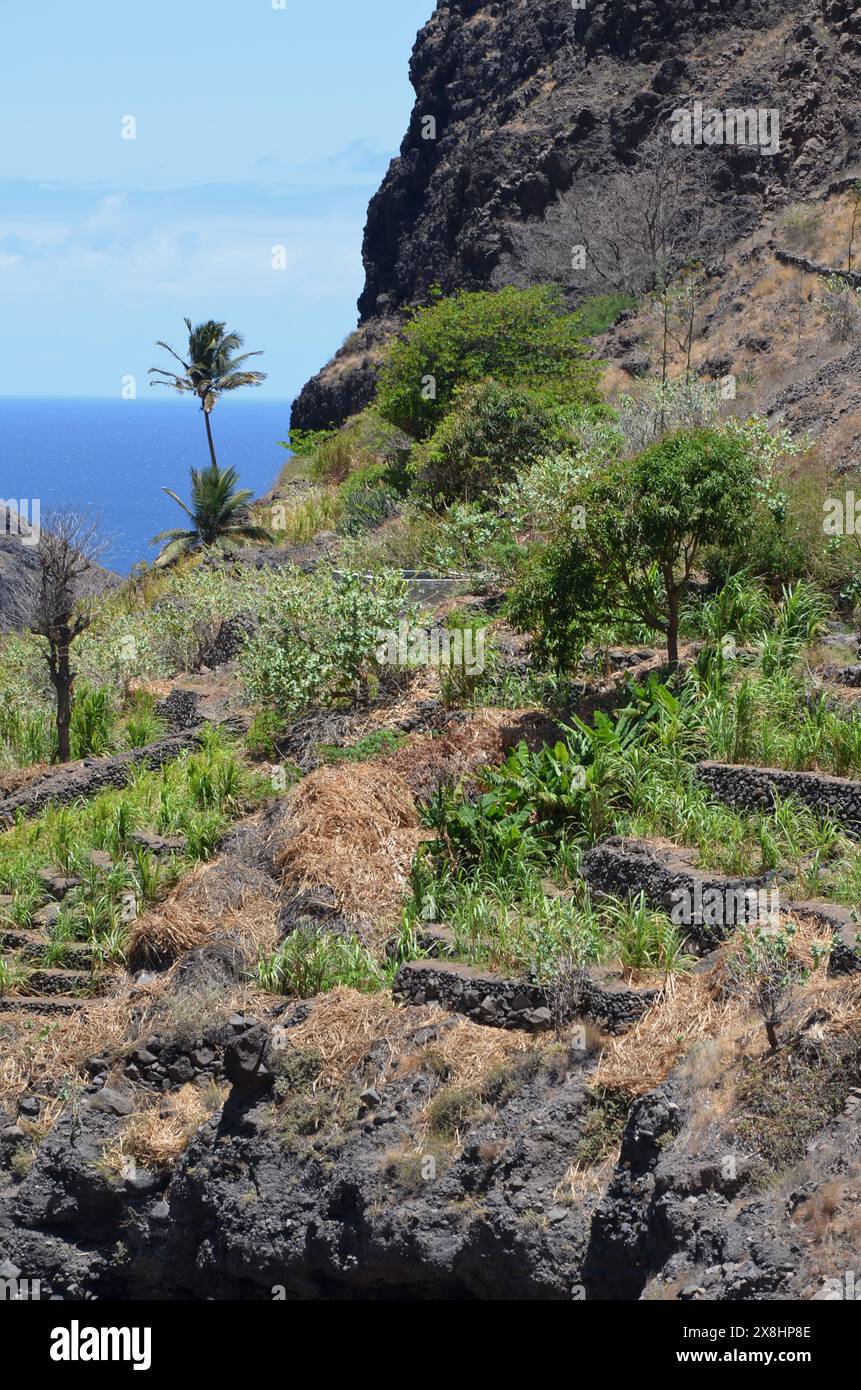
[0,397,295,574]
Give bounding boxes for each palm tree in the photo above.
[151,463,273,566]
[149,318,267,468]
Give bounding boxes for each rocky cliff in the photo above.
[291,0,861,432]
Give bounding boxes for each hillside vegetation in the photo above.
[2,280,861,1302]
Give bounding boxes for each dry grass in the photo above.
[0,980,167,1113]
[126,679,174,700]
[127,883,211,966]
[254,486,344,545]
[554,1151,620,1204]
[794,1180,847,1243]
[153,974,269,1044]
[128,812,279,968]
[272,763,429,936]
[286,985,536,1094]
[286,988,443,1087]
[597,924,861,1099]
[0,762,53,795]
[380,706,558,800]
[595,972,746,1096]
[103,1080,227,1174]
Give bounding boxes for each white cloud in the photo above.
[0,191,365,306]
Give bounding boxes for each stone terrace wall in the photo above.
[697,761,861,833]
[0,732,201,825]
[580,837,787,946]
[393,959,658,1035]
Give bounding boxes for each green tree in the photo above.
[507,538,616,673]
[376,285,600,439]
[151,463,273,567]
[511,428,756,671]
[612,428,756,666]
[415,379,560,506]
[149,318,266,468]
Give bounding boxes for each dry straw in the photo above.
[286,986,536,1092]
[272,762,429,935]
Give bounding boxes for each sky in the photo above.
[0,0,436,401]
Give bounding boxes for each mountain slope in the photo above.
[291,0,861,433]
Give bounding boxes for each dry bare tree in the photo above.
[18,509,108,763]
[498,132,724,325]
[569,135,722,295]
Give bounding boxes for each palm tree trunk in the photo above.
[202,402,218,469]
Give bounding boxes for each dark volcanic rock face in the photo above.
[291,0,861,430]
[3,1010,859,1300]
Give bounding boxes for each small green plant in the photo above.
[426,1086,485,1140]
[10,1146,35,1180]
[573,1088,631,1168]
[254,929,387,997]
[316,729,408,763]
[0,955,32,996]
[727,926,806,1050]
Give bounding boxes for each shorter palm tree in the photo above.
[151,463,273,566]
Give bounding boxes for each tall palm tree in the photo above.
[151,463,273,566]
[149,318,267,468]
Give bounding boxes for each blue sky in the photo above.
[0,0,436,400]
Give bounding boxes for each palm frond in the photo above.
[160,489,195,519]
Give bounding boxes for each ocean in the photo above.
[0,397,295,574]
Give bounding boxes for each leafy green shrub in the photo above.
[241,567,410,716]
[574,292,637,337]
[375,285,600,439]
[507,538,616,672]
[510,426,757,668]
[423,501,516,575]
[414,379,560,506]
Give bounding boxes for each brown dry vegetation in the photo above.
[102,1080,227,1174]
[272,762,428,936]
[128,809,279,968]
[286,985,535,1093]
[379,706,560,799]
[596,916,856,1099]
